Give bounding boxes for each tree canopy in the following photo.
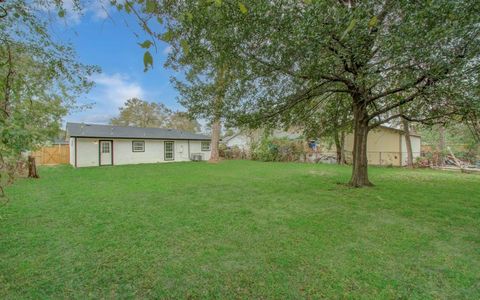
[117,0,480,186]
[110,98,201,132]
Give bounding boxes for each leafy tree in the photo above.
[110,98,171,128]
[117,0,245,162]
[117,1,479,186]
[288,93,352,164]
[216,0,479,186]
[0,0,97,196]
[167,111,201,132]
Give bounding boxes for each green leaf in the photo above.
[162,30,174,42]
[138,40,153,49]
[143,51,153,72]
[180,40,190,55]
[341,18,356,40]
[146,0,157,13]
[368,16,378,28]
[238,3,248,14]
[215,0,222,7]
[58,9,65,18]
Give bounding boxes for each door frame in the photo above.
[98,140,114,166]
[164,141,175,161]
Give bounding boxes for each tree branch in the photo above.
[368,75,426,103]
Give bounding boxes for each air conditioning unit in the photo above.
[190,153,203,161]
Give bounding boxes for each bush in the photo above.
[251,136,306,162]
[220,144,248,160]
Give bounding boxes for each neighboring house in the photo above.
[341,126,421,166]
[224,125,421,166]
[223,132,251,151]
[67,123,211,167]
[223,128,303,151]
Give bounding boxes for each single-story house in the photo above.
[66,123,212,167]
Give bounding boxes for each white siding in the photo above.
[189,140,211,161]
[76,138,100,167]
[69,137,75,166]
[114,139,165,165]
[73,138,211,167]
[401,135,421,166]
[174,140,190,161]
[225,135,249,150]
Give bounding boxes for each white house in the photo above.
[67,123,212,167]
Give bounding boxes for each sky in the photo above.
[49,2,181,125]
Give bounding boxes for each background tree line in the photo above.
[110,97,201,133]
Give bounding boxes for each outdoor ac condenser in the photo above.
[190,153,203,161]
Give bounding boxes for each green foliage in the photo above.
[0,0,98,194]
[116,0,480,185]
[250,135,279,162]
[110,98,201,132]
[143,51,153,71]
[167,111,201,132]
[419,124,479,161]
[251,135,305,162]
[110,98,171,128]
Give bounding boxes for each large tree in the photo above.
[167,111,201,132]
[0,0,97,195]
[119,0,245,162]
[110,98,171,128]
[218,0,480,186]
[117,0,479,186]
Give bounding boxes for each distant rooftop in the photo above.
[66,123,211,141]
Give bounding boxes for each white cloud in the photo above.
[162,45,173,55]
[89,0,113,20]
[66,72,145,124]
[91,73,145,108]
[70,113,115,124]
[40,0,112,25]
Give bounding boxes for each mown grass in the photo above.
[1,160,479,299]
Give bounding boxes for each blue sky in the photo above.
[50,3,181,125]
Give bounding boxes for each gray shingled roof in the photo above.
[66,123,211,140]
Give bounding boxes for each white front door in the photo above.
[100,140,112,165]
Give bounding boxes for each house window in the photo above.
[132,141,145,152]
[101,141,110,153]
[164,141,174,161]
[201,141,211,151]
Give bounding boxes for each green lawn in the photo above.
[1,161,479,299]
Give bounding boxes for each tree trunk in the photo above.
[333,130,342,165]
[438,125,446,166]
[28,155,39,178]
[209,66,226,163]
[401,116,414,168]
[349,102,372,187]
[340,131,346,164]
[209,117,221,163]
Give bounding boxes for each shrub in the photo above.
[251,136,306,162]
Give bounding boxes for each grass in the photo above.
[1,160,479,299]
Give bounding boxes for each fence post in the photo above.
[379,152,382,166]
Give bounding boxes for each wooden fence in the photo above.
[31,144,70,165]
